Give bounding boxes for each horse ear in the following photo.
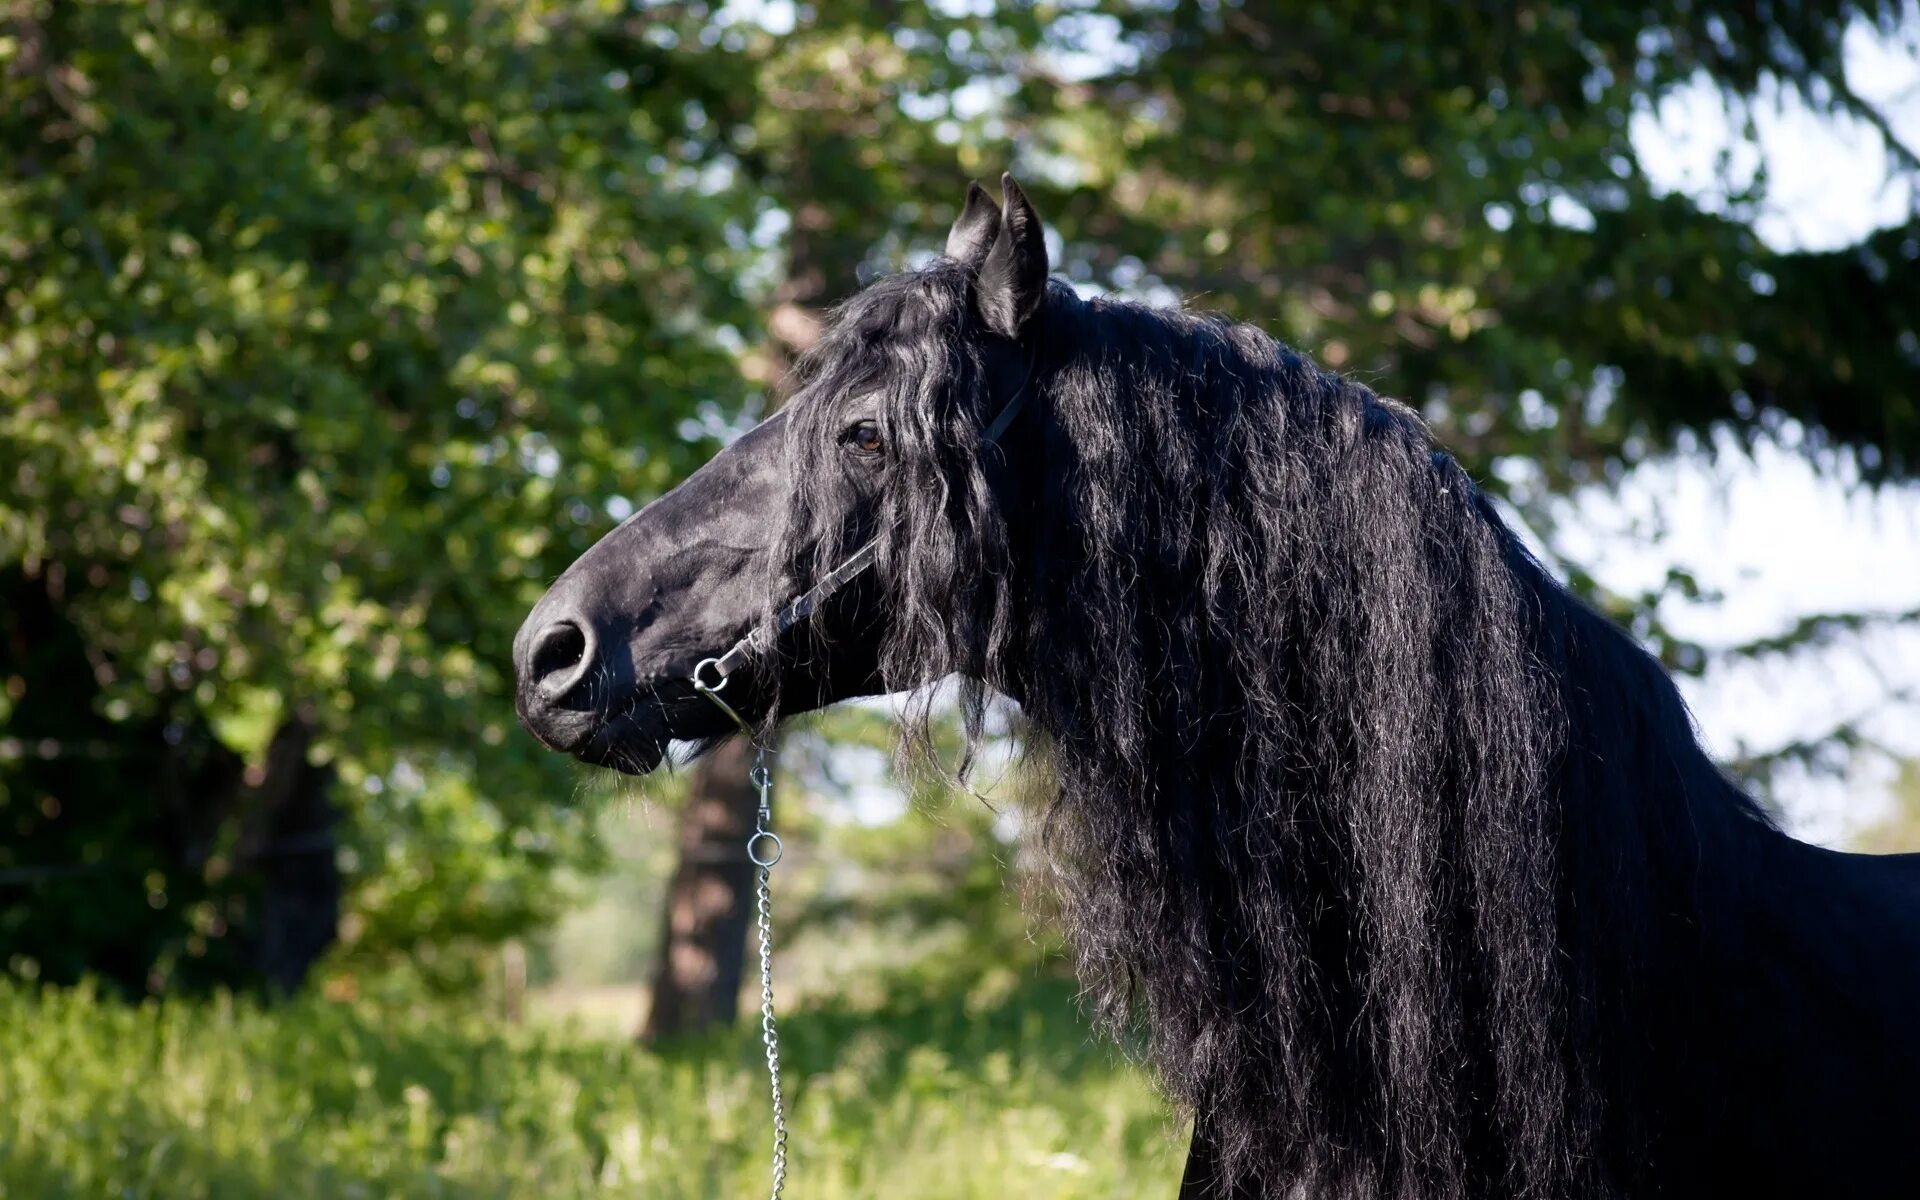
[975,173,1049,339]
[946,180,1001,267]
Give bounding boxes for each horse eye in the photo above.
[844,420,884,456]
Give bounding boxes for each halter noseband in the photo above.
[691,361,1035,711]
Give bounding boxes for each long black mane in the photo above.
[777,262,1892,1198]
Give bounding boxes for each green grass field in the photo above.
[0,971,1184,1199]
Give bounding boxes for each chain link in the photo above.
[750,747,789,1200]
[689,660,792,1199]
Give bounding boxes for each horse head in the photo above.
[512,176,1049,773]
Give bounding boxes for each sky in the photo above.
[1631,18,1920,254]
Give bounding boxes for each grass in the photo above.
[0,968,1184,1199]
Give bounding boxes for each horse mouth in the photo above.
[517,656,748,778]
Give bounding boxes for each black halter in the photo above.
[692,363,1035,693]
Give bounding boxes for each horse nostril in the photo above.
[528,619,592,699]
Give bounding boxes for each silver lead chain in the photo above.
[747,752,788,1200]
[692,657,789,1200]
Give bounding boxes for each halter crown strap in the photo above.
[980,373,1032,442]
[697,367,1033,686]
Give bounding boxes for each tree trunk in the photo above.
[238,712,342,993]
[640,736,763,1042]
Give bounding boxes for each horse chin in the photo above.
[574,697,675,776]
[576,719,669,776]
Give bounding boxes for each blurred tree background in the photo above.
[1,2,1917,1188]
[1,0,760,992]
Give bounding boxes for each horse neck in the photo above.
[1516,543,1784,960]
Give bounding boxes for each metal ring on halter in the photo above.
[692,656,730,693]
[691,657,754,735]
[748,830,784,868]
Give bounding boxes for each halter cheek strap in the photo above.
[692,363,1034,694]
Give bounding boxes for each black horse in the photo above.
[515,177,1920,1199]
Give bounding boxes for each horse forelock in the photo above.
[780,264,1638,1198]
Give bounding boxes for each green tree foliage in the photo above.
[0,0,759,989]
